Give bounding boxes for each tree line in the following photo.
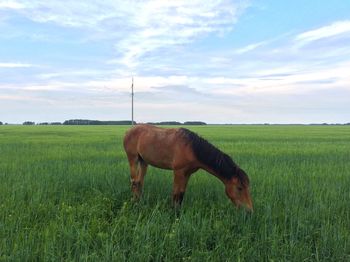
[146,121,206,125]
[13,119,207,125]
[2,120,350,126]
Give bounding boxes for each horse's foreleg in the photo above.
[137,160,148,197]
[127,155,141,199]
[128,155,148,199]
[172,170,190,207]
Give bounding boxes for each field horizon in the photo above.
[1,125,349,261]
[2,121,350,126]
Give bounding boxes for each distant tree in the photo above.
[63,119,135,125]
[63,119,87,125]
[23,121,35,125]
[0,121,3,125]
[183,121,207,125]
[147,121,182,125]
[37,122,63,125]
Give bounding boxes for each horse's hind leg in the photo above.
[127,154,148,199]
[172,169,190,207]
[136,157,148,197]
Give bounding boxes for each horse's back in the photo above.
[123,124,177,154]
[124,124,165,144]
[123,124,195,170]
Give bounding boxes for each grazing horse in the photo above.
[123,124,253,211]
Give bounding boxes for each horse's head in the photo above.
[225,168,253,212]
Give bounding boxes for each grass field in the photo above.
[0,125,349,261]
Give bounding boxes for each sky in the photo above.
[0,0,350,124]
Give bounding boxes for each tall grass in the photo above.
[0,125,349,261]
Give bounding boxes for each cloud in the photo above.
[0,62,34,68]
[208,61,350,96]
[0,1,24,10]
[295,20,350,45]
[234,41,267,54]
[1,0,250,69]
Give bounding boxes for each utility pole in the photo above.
[131,77,134,126]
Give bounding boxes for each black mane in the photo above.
[179,128,249,186]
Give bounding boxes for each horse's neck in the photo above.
[199,163,227,184]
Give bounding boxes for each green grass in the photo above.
[0,125,349,261]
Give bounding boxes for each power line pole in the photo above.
[131,77,134,126]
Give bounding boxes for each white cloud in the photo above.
[0,94,50,102]
[295,20,350,45]
[208,61,350,96]
[234,41,266,54]
[0,1,24,9]
[2,0,250,68]
[0,62,34,68]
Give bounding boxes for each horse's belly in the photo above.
[143,158,173,170]
[138,143,175,170]
[138,154,173,170]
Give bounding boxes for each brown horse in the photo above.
[123,124,253,211]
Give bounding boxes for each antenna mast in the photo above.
[131,77,134,126]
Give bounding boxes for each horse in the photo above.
[123,124,253,211]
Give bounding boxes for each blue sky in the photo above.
[1,0,350,124]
